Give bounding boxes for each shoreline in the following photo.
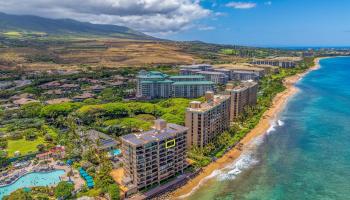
[170,57,326,199]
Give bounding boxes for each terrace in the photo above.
[81,130,119,151]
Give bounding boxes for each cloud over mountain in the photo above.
[0,0,211,33]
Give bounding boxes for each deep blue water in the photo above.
[185,57,350,200]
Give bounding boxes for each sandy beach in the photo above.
[170,57,324,199]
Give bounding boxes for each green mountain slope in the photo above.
[0,12,155,40]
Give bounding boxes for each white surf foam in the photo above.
[177,169,222,199]
[277,119,285,126]
[266,119,285,135]
[178,119,285,198]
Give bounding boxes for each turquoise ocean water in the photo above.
[184,57,350,200]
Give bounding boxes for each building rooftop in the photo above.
[73,92,95,99]
[137,71,169,79]
[45,98,71,105]
[122,121,188,146]
[172,81,214,85]
[214,64,265,72]
[232,70,259,74]
[196,71,227,75]
[253,56,302,62]
[140,79,174,84]
[169,75,205,79]
[83,129,119,150]
[179,64,212,69]
[226,81,258,92]
[187,94,230,113]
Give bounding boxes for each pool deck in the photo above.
[0,158,85,190]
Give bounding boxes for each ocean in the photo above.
[184,57,350,200]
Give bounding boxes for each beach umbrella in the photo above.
[82,173,89,177]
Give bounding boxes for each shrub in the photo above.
[3,189,32,200]
[108,184,120,200]
[19,102,43,118]
[54,181,74,199]
[0,139,8,149]
[41,102,82,118]
[23,128,39,141]
[37,144,46,152]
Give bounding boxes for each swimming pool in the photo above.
[111,149,121,156]
[0,170,65,199]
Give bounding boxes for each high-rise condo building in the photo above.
[225,81,258,121]
[185,91,231,148]
[121,119,188,191]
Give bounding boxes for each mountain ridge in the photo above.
[0,12,156,40]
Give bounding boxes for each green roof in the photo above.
[158,80,174,83]
[141,80,173,84]
[172,81,215,85]
[169,75,205,79]
[137,75,167,79]
[137,71,169,79]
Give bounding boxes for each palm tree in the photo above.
[67,170,74,182]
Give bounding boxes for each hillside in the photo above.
[0,13,297,71]
[0,12,155,40]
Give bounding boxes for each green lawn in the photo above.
[3,31,22,38]
[6,137,46,157]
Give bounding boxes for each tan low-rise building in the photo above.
[250,57,302,68]
[214,63,266,76]
[121,119,188,192]
[185,91,231,148]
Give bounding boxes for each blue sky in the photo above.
[1,0,350,47]
[164,0,350,47]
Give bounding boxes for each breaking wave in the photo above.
[267,119,285,134]
[217,140,261,181]
[178,119,285,198]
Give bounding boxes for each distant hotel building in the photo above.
[225,81,258,120]
[250,57,302,68]
[136,71,215,99]
[179,64,229,84]
[121,119,188,191]
[213,64,266,80]
[172,81,214,98]
[231,70,260,81]
[179,64,213,75]
[185,91,231,148]
[196,71,228,84]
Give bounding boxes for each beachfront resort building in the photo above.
[136,71,215,99]
[196,71,229,84]
[214,64,266,80]
[172,81,215,98]
[179,64,213,75]
[250,57,302,68]
[185,91,231,148]
[230,70,260,81]
[225,81,258,120]
[120,119,188,191]
[179,64,229,84]
[179,64,269,82]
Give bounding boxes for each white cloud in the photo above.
[226,2,257,9]
[265,1,272,5]
[0,0,211,33]
[198,26,215,31]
